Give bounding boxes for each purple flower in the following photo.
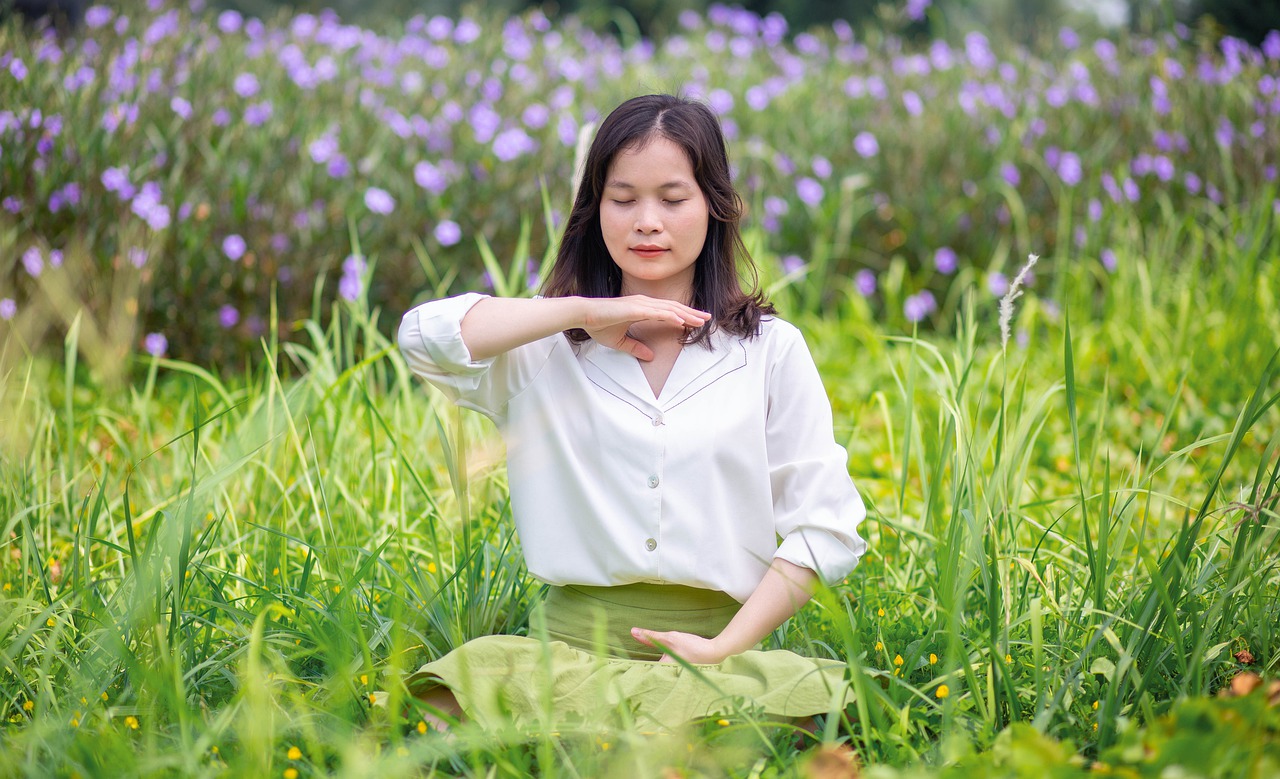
[454,18,481,44]
[903,91,924,116]
[906,0,931,22]
[434,219,462,246]
[244,102,272,126]
[223,234,246,261]
[904,290,936,322]
[1263,30,1280,60]
[796,177,824,207]
[1000,163,1020,187]
[144,332,167,357]
[934,246,958,274]
[218,304,240,328]
[9,59,28,81]
[0,298,15,320]
[128,247,147,268]
[414,161,448,195]
[1184,172,1202,194]
[22,247,43,276]
[854,269,877,296]
[1214,118,1234,148]
[988,271,1009,296]
[49,250,63,267]
[521,103,549,129]
[708,88,734,115]
[171,97,193,120]
[1059,27,1080,50]
[339,273,362,302]
[811,156,833,179]
[233,72,260,99]
[493,127,537,161]
[327,155,350,178]
[1057,153,1083,186]
[853,131,879,158]
[342,254,366,277]
[781,255,805,274]
[467,103,501,144]
[364,187,396,215]
[212,109,230,127]
[217,10,242,33]
[2,197,20,213]
[85,5,113,28]
[1088,198,1103,222]
[1101,249,1117,272]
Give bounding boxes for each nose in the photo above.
[634,201,663,234]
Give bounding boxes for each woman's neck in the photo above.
[620,278,695,306]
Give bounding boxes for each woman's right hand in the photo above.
[580,296,711,361]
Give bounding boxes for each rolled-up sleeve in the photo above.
[766,325,868,583]
[398,292,557,421]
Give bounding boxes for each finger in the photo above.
[631,627,654,646]
[659,654,673,663]
[623,338,656,362]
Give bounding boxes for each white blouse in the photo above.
[397,293,868,603]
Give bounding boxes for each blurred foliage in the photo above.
[1188,0,1280,45]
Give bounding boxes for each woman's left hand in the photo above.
[631,627,730,665]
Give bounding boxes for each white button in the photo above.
[647,475,660,488]
[645,538,657,551]
[651,414,664,426]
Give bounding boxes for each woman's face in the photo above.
[599,135,709,300]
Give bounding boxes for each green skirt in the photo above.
[405,583,853,732]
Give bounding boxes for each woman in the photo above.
[397,93,867,734]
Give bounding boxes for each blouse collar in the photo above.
[579,328,748,414]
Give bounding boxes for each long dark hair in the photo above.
[542,93,774,346]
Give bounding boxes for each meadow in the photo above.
[2,1,1280,777]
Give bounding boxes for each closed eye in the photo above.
[664,199,687,205]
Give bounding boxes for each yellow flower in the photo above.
[124,715,139,729]
[287,746,302,760]
[427,562,438,574]
[367,692,379,706]
[1092,700,1099,710]
[331,584,342,594]
[1005,654,1012,664]
[101,692,109,702]
[80,697,87,705]
[70,717,80,727]
[284,769,298,779]
[46,617,56,627]
[211,746,219,755]
[360,674,368,686]
[23,700,34,712]
[2,583,10,592]
[935,685,950,700]
[874,641,884,652]
[877,608,885,617]
[417,721,428,735]
[893,654,904,667]
[601,742,611,751]
[716,719,730,727]
[272,567,280,576]
[929,653,938,665]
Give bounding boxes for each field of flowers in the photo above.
[2,1,1280,777]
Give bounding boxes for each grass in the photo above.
[2,182,1279,776]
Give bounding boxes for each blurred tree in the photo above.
[1185,0,1280,45]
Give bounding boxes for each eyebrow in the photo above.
[604,180,693,190]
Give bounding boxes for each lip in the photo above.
[631,245,667,255]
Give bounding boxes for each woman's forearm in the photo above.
[460,296,589,361]
[711,559,818,657]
